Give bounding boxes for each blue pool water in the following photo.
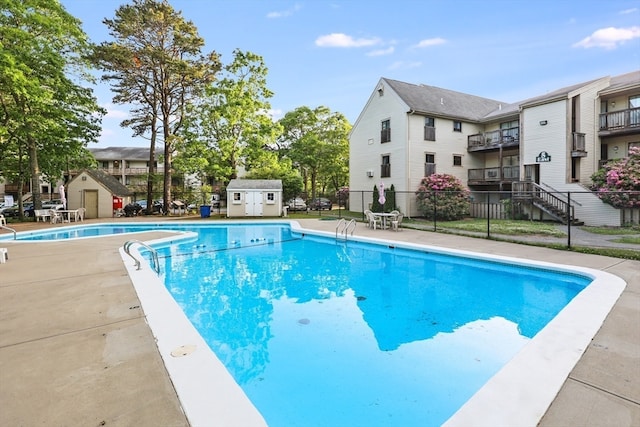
[5,223,591,426]
[152,224,589,427]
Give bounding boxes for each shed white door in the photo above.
[244,191,263,216]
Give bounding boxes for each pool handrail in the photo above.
[0,224,17,240]
[124,239,160,274]
[336,218,357,240]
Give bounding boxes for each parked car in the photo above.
[42,199,65,210]
[308,197,332,210]
[137,199,164,214]
[1,202,34,217]
[287,198,307,211]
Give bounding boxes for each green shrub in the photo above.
[415,174,469,220]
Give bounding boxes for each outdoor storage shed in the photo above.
[226,179,283,217]
[67,169,133,219]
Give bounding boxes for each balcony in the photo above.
[468,166,519,185]
[381,128,391,143]
[599,107,640,137]
[467,127,519,152]
[571,132,587,157]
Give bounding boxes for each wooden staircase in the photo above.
[512,182,584,225]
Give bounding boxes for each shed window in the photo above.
[266,192,275,204]
[233,192,242,204]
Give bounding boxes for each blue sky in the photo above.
[60,0,640,148]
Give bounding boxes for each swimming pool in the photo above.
[3,221,626,426]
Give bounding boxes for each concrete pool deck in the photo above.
[0,216,638,426]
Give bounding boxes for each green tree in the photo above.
[278,106,350,199]
[93,0,220,213]
[0,0,103,214]
[244,153,303,201]
[178,49,280,186]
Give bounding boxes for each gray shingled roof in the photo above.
[599,70,640,95]
[227,179,282,190]
[82,169,133,196]
[89,147,163,160]
[383,78,505,122]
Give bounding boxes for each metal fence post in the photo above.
[567,191,572,249]
[486,192,491,239]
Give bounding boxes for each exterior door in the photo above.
[84,190,98,219]
[524,164,540,184]
[244,191,264,216]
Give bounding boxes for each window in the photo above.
[266,192,275,204]
[381,155,391,177]
[453,155,462,166]
[500,120,519,141]
[425,153,436,176]
[101,161,108,168]
[233,192,242,204]
[630,95,640,108]
[381,119,391,143]
[424,117,435,141]
[453,121,462,132]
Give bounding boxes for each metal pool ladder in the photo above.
[0,225,17,240]
[336,218,357,240]
[123,240,160,274]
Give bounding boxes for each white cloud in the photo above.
[388,60,422,70]
[367,46,395,57]
[315,33,380,48]
[267,4,301,18]
[573,26,640,49]
[619,8,638,15]
[102,103,129,119]
[414,37,447,48]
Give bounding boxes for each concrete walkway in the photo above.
[0,216,638,426]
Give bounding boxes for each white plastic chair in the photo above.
[50,209,62,224]
[391,213,404,231]
[0,214,6,226]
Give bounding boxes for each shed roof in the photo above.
[227,179,283,190]
[71,169,133,197]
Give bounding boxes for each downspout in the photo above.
[407,110,415,217]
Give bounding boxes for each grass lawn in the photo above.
[417,218,566,237]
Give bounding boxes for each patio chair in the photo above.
[391,213,404,231]
[0,214,6,226]
[366,210,382,230]
[50,209,62,224]
[77,207,86,221]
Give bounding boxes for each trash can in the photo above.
[200,205,211,218]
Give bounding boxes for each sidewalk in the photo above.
[0,217,638,426]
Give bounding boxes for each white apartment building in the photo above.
[349,71,639,226]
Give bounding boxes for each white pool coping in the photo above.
[119,220,626,427]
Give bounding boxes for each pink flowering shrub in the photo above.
[415,174,469,220]
[590,146,640,208]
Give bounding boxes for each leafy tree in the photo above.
[278,106,350,200]
[0,0,103,214]
[416,173,469,220]
[244,153,303,201]
[93,0,220,213]
[590,146,640,208]
[178,49,280,186]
